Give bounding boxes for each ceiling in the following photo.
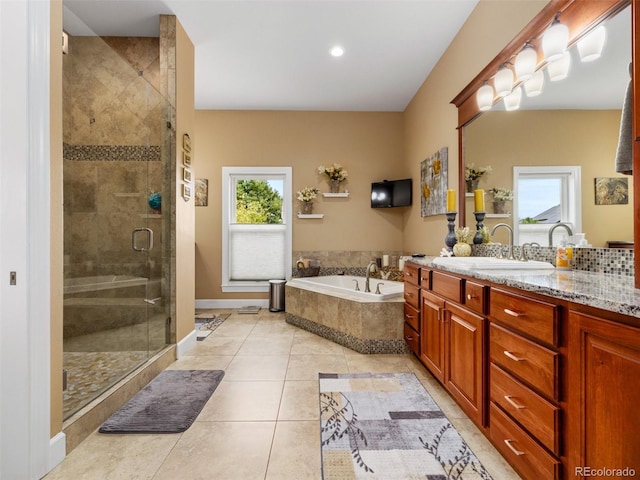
[62,1,629,113]
[63,0,479,111]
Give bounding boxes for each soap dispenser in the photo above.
[555,240,573,270]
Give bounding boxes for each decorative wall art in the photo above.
[183,167,192,183]
[182,183,192,200]
[420,147,448,217]
[594,177,629,205]
[182,133,191,153]
[183,151,191,167]
[195,178,208,207]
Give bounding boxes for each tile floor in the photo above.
[45,309,521,480]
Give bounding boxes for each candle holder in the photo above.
[473,211,486,245]
[444,212,457,250]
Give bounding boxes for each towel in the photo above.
[614,79,632,175]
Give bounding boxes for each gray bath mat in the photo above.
[99,369,224,434]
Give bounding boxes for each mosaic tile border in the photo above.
[473,244,634,277]
[63,143,161,162]
[285,312,409,355]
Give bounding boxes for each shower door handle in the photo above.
[132,228,154,252]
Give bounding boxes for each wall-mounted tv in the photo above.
[371,178,412,208]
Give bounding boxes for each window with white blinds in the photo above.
[221,167,292,292]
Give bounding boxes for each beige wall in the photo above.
[194,111,404,300]
[465,110,632,247]
[175,19,196,341]
[402,0,548,255]
[50,0,64,437]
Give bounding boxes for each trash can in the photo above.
[269,279,286,312]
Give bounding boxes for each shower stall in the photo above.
[62,26,174,419]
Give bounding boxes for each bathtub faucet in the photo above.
[365,261,378,293]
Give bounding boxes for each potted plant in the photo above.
[453,226,473,257]
[297,187,319,214]
[317,163,348,193]
[490,187,513,214]
[465,163,492,192]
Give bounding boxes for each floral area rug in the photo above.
[319,372,493,480]
[195,313,230,341]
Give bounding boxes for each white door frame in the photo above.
[0,1,62,478]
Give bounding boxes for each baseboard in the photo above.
[176,329,197,358]
[195,299,270,309]
[48,432,66,471]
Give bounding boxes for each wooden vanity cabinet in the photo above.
[567,310,640,477]
[419,269,487,427]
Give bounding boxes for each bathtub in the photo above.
[64,275,148,295]
[285,275,406,354]
[286,275,403,301]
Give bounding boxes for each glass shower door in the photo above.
[62,29,172,419]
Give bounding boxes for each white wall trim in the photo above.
[196,299,270,310]
[176,329,197,358]
[48,433,66,471]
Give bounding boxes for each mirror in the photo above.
[463,6,632,248]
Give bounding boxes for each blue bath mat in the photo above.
[99,369,224,434]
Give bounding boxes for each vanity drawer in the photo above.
[490,288,558,346]
[490,363,560,454]
[404,303,420,332]
[464,280,487,315]
[431,270,463,303]
[404,322,420,356]
[403,263,420,286]
[404,283,420,309]
[419,268,431,289]
[490,402,560,480]
[490,323,559,400]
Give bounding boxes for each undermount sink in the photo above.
[432,256,555,271]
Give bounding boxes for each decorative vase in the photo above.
[493,200,508,214]
[466,179,479,193]
[453,242,472,257]
[302,202,314,214]
[329,179,341,193]
[147,192,162,213]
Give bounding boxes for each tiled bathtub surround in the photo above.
[285,285,407,354]
[472,244,634,277]
[291,250,405,281]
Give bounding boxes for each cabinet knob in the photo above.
[503,439,525,456]
[503,350,525,362]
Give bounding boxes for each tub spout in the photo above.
[365,261,378,293]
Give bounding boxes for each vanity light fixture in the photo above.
[494,64,514,98]
[542,14,569,62]
[330,45,344,57]
[504,85,522,111]
[523,69,544,97]
[514,43,537,82]
[476,82,495,111]
[547,51,571,81]
[577,25,606,62]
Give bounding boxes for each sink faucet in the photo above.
[490,223,516,260]
[548,222,573,246]
[365,261,378,293]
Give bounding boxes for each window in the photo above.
[221,167,292,292]
[513,166,581,245]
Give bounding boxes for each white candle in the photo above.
[399,259,405,271]
[382,255,389,267]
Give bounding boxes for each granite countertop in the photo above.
[406,256,640,320]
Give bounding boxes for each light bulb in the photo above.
[542,18,569,62]
[504,85,522,111]
[515,44,537,82]
[494,66,514,98]
[477,83,494,111]
[524,69,544,97]
[548,51,571,81]
[577,25,606,62]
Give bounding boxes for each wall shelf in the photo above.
[322,192,349,198]
[297,213,324,219]
[485,213,511,218]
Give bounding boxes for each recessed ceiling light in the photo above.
[330,46,344,57]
